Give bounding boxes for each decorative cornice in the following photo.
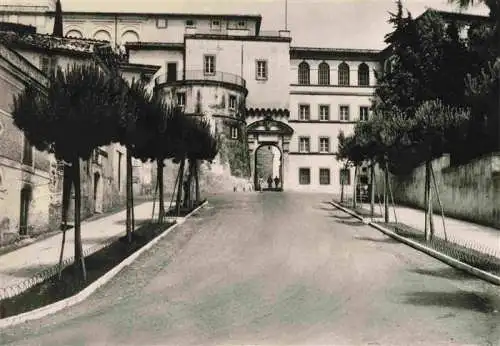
[125,41,184,51]
[289,152,338,156]
[119,62,161,74]
[290,90,374,97]
[155,79,248,96]
[246,108,290,118]
[185,34,291,43]
[0,43,48,88]
[288,120,358,124]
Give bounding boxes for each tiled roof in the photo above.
[0,27,129,69]
[0,29,107,54]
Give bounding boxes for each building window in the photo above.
[238,21,246,27]
[298,104,310,120]
[339,105,350,121]
[204,55,216,75]
[359,106,369,121]
[340,168,351,185]
[318,62,330,85]
[229,95,237,110]
[230,126,238,139]
[319,137,330,153]
[256,60,268,80]
[40,56,56,76]
[338,62,350,86]
[299,137,310,153]
[211,20,221,30]
[299,168,311,185]
[319,168,331,185]
[185,19,196,27]
[157,18,168,28]
[176,92,186,107]
[358,63,370,86]
[319,105,330,121]
[22,135,33,166]
[298,61,310,85]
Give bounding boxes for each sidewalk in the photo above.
[353,200,500,259]
[0,200,167,295]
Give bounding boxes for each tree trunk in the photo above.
[431,165,448,241]
[126,150,133,243]
[58,163,72,280]
[195,160,201,204]
[176,158,186,216]
[157,158,165,223]
[384,160,389,223]
[353,165,358,209]
[72,157,86,282]
[424,161,431,242]
[186,159,194,209]
[370,162,375,218]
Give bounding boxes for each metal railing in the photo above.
[155,70,246,88]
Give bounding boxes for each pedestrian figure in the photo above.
[274,176,280,189]
[267,176,273,189]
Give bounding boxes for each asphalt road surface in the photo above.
[1,192,499,346]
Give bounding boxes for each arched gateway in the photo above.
[246,109,293,191]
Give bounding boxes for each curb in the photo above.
[0,200,208,329]
[330,201,500,287]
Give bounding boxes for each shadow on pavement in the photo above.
[354,236,399,244]
[114,218,153,225]
[4,264,55,278]
[334,220,365,227]
[408,267,477,281]
[403,291,496,313]
[329,214,353,220]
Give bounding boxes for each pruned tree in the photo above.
[406,100,470,241]
[12,63,123,281]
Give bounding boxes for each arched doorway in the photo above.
[246,112,293,191]
[19,184,32,235]
[254,144,283,191]
[93,172,103,213]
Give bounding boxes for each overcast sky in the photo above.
[16,0,491,49]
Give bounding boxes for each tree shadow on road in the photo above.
[329,214,353,220]
[408,267,477,281]
[333,220,366,227]
[402,291,496,313]
[354,236,399,244]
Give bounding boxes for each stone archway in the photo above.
[246,113,293,191]
[254,143,283,191]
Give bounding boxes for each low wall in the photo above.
[376,153,500,229]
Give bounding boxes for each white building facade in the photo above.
[0,5,382,194]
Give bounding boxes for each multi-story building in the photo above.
[0,20,157,243]
[5,4,481,194]
[0,3,381,194]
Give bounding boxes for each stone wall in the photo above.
[374,153,500,229]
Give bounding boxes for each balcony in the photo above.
[155,70,246,89]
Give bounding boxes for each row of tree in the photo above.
[12,62,218,281]
[336,1,493,241]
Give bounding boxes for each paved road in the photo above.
[1,193,499,346]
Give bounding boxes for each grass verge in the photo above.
[379,222,500,276]
[339,202,383,218]
[0,219,175,319]
[165,199,207,217]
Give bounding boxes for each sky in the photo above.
[9,0,491,49]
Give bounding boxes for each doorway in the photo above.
[94,172,103,213]
[19,184,32,235]
[166,62,178,82]
[254,144,283,191]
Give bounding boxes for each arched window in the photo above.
[93,30,111,42]
[358,63,370,86]
[66,29,83,38]
[298,61,310,85]
[338,62,350,86]
[121,30,140,43]
[318,62,330,85]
